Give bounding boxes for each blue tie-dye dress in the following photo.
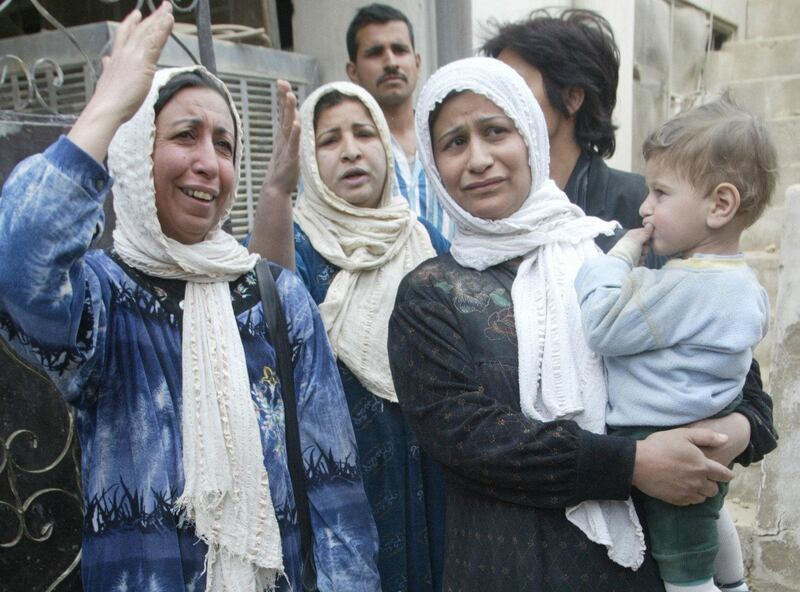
[0,136,380,592]
[293,221,449,592]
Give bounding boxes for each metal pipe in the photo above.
[434,0,472,68]
[195,0,217,74]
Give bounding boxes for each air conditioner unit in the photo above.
[0,22,319,240]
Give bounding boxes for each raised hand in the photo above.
[265,79,301,196]
[248,79,301,269]
[68,2,174,163]
[632,427,735,506]
[96,2,174,124]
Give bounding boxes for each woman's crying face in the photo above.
[431,91,531,221]
[152,86,235,244]
[314,98,388,209]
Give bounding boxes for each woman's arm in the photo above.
[68,4,173,162]
[0,5,174,405]
[389,264,733,508]
[734,358,778,464]
[248,80,301,270]
[278,268,380,591]
[388,267,632,508]
[0,4,172,344]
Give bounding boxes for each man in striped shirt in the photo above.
[345,3,454,239]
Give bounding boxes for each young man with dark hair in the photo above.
[346,3,453,238]
[346,3,415,64]
[483,9,642,252]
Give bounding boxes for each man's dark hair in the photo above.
[346,3,415,62]
[482,9,619,158]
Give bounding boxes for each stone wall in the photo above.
[749,186,800,591]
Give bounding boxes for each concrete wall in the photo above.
[470,0,568,52]
[749,186,800,591]
[631,0,746,174]
[292,0,437,90]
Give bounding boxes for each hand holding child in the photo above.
[632,427,734,506]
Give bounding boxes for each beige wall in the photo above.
[751,186,800,590]
[292,0,745,174]
[292,0,437,92]
[631,0,746,174]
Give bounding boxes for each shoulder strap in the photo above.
[255,261,318,592]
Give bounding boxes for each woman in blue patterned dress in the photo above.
[254,81,448,592]
[0,5,379,591]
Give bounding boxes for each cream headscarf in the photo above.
[294,81,436,403]
[107,66,283,590]
[416,57,644,569]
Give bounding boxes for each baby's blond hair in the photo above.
[643,92,778,228]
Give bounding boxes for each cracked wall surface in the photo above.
[751,185,800,589]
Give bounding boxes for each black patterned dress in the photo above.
[389,252,777,591]
[388,253,668,591]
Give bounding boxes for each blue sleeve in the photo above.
[418,216,450,255]
[293,229,314,293]
[574,255,681,356]
[292,222,337,305]
[275,268,380,591]
[0,136,111,405]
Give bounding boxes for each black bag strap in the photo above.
[255,261,318,592]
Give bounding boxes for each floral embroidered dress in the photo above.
[294,220,448,592]
[388,253,776,592]
[0,137,380,592]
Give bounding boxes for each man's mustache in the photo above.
[378,70,408,84]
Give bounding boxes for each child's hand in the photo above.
[608,224,653,267]
[625,223,653,247]
[636,223,654,265]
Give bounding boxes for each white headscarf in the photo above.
[294,81,436,403]
[416,57,644,569]
[107,66,283,590]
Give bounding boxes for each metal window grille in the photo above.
[0,22,318,240]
